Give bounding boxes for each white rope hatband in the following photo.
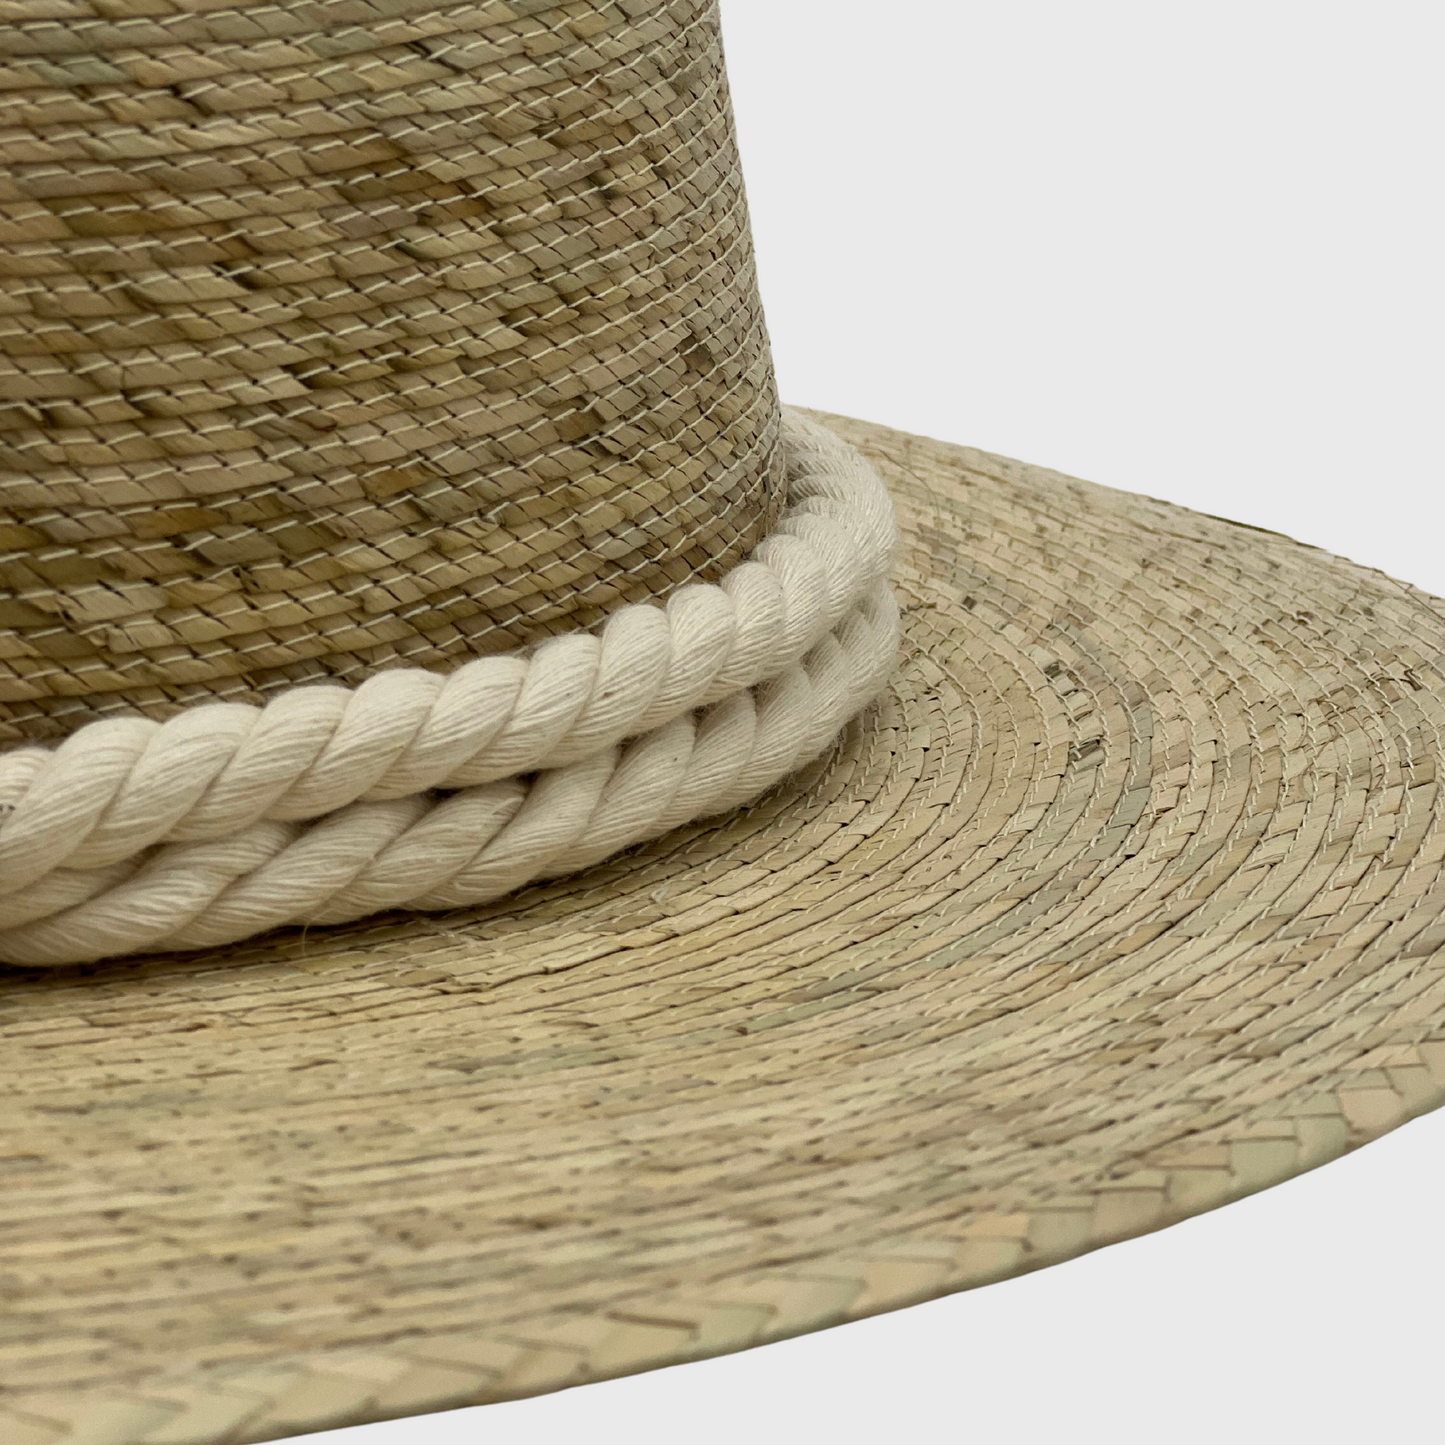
[0,413,899,966]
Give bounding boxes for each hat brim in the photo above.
[5,409,1445,1443]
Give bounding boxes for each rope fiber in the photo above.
[0,413,899,965]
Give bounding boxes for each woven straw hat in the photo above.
[3,1,1445,1441]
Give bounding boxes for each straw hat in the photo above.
[2,1,1444,1440]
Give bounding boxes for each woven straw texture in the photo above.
[0,0,782,743]
[3,411,1445,1443]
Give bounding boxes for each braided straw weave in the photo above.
[4,414,1445,1444]
[0,0,784,743]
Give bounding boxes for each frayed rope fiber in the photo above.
[0,413,899,966]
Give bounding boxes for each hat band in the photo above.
[0,412,898,965]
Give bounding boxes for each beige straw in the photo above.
[1,0,781,743]
[4,2,1445,1442]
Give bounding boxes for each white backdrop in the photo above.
[311,3,1445,1441]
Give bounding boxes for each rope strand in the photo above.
[0,415,899,965]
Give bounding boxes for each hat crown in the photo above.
[0,0,781,744]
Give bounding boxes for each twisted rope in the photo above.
[0,414,899,966]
